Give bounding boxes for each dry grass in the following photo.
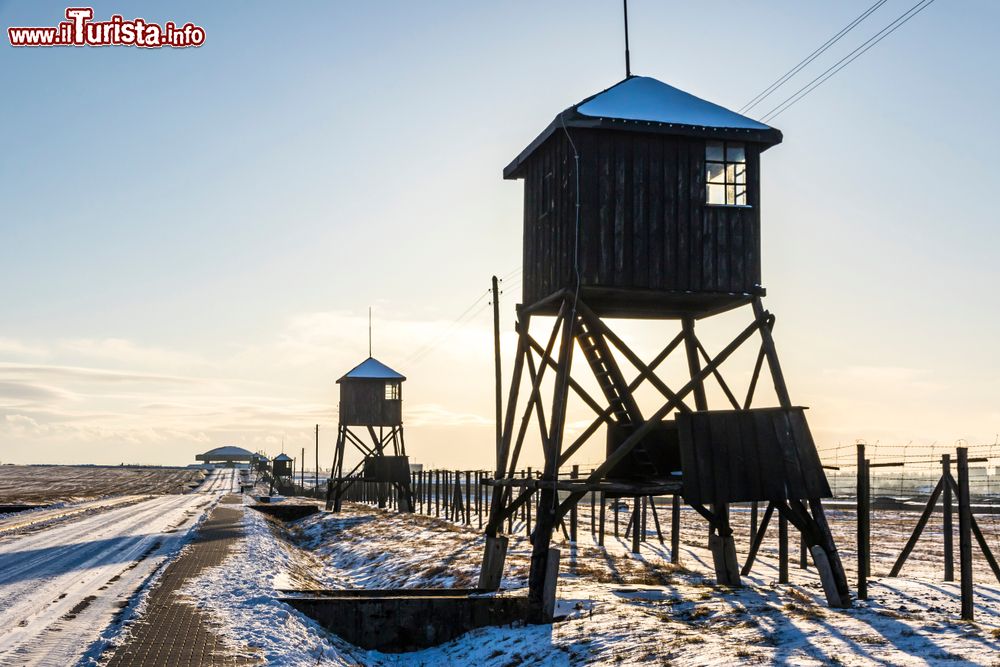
[782,601,826,621]
[0,465,204,503]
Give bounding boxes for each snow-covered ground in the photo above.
[183,500,1000,666]
[0,468,236,666]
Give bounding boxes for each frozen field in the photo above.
[174,500,1000,666]
[0,465,206,504]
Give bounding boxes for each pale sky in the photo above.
[1,1,997,471]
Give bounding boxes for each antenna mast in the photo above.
[623,0,632,78]
[368,307,372,357]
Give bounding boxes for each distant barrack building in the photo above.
[195,445,255,467]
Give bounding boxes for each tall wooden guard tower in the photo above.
[480,76,850,621]
[325,357,414,512]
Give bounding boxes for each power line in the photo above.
[739,0,889,114]
[760,0,938,123]
[407,300,493,366]
[404,268,519,366]
[404,289,490,365]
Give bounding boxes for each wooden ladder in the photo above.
[575,318,658,477]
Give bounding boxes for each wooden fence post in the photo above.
[641,497,648,543]
[614,498,620,539]
[631,496,641,554]
[779,512,789,584]
[671,494,680,564]
[598,492,606,547]
[957,447,974,620]
[857,443,869,600]
[943,454,954,582]
[590,470,596,537]
[570,465,579,542]
[435,471,441,517]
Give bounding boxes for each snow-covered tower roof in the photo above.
[504,75,783,319]
[336,357,405,427]
[504,76,781,179]
[336,357,406,383]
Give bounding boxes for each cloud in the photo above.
[0,380,73,404]
[59,338,204,371]
[0,338,48,358]
[0,362,205,386]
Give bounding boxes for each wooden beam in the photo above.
[557,327,687,466]
[576,300,691,413]
[551,311,770,521]
[526,334,612,424]
[694,335,740,410]
[743,344,767,409]
[888,477,944,577]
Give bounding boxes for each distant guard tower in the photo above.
[481,76,850,621]
[326,357,414,512]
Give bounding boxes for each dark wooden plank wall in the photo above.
[521,129,762,307]
[340,380,402,426]
[677,408,831,505]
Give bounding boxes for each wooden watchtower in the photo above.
[481,76,850,621]
[325,357,414,512]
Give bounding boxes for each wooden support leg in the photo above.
[683,317,739,585]
[526,306,574,624]
[753,297,851,607]
[541,548,561,622]
[478,535,509,591]
[808,499,852,608]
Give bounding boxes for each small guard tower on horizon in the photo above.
[325,356,414,512]
[270,452,293,494]
[481,75,851,622]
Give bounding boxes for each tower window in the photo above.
[706,141,747,206]
[384,382,400,400]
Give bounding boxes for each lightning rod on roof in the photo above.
[368,307,372,358]
[623,0,632,78]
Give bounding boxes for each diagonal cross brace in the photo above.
[551,311,772,521]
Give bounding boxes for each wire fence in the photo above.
[303,440,1000,619]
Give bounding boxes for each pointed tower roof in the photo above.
[504,76,782,179]
[336,357,406,383]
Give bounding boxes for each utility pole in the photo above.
[492,276,503,468]
[301,446,305,492]
[315,424,320,494]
